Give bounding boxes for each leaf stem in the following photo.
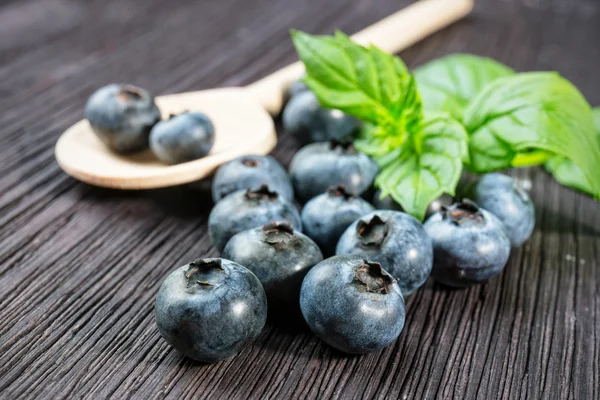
[511,150,552,167]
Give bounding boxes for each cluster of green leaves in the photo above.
[292,31,423,157]
[292,30,467,220]
[416,56,600,197]
[291,31,600,220]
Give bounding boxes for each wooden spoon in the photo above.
[55,0,474,189]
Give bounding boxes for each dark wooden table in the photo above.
[1,0,599,398]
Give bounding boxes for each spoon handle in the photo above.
[247,0,474,115]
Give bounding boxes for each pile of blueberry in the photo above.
[115,82,534,363]
[85,84,215,164]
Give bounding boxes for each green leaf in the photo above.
[414,54,514,119]
[353,75,423,156]
[544,107,600,195]
[463,72,600,197]
[545,156,595,194]
[375,113,468,220]
[291,30,422,154]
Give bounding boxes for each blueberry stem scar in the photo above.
[441,199,484,225]
[118,86,143,101]
[185,258,224,287]
[329,139,355,152]
[354,260,396,294]
[327,184,355,199]
[262,222,294,245]
[167,110,189,119]
[356,215,389,246]
[241,158,260,167]
[245,185,279,201]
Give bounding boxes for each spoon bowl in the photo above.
[56,88,276,189]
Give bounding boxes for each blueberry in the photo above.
[222,222,323,304]
[211,155,293,203]
[424,200,511,287]
[336,210,433,296]
[287,79,310,99]
[513,171,533,192]
[149,112,214,164]
[84,84,161,153]
[209,185,302,251]
[301,185,375,256]
[154,258,267,363]
[373,190,454,220]
[463,173,535,247]
[283,91,359,144]
[289,141,378,203]
[372,190,404,211]
[300,255,405,354]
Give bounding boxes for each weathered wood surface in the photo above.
[0,0,599,398]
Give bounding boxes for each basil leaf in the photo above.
[464,72,600,197]
[545,157,595,194]
[544,107,600,195]
[291,30,422,154]
[375,113,467,220]
[353,76,423,157]
[414,54,514,119]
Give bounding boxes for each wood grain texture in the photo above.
[0,0,598,399]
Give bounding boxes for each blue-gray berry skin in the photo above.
[373,190,454,220]
[149,112,214,164]
[424,200,511,287]
[463,173,535,247]
[300,255,405,354]
[283,91,359,144]
[289,141,378,203]
[372,190,404,212]
[302,185,375,256]
[287,79,310,99]
[84,84,161,153]
[209,186,302,252]
[336,210,433,296]
[222,222,323,304]
[154,258,267,363]
[211,155,293,203]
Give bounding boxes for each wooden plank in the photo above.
[0,0,598,398]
